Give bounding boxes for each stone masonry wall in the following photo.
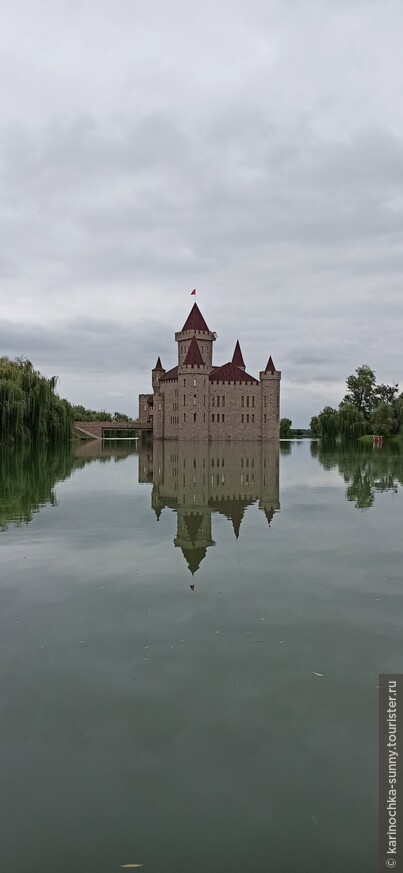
[208,381,261,441]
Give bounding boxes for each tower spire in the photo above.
[232,340,245,371]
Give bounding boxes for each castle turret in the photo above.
[151,357,165,439]
[260,356,281,440]
[175,303,216,367]
[232,340,245,371]
[152,356,165,392]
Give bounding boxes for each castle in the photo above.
[139,302,281,440]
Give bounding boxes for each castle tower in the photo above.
[260,356,281,440]
[175,303,216,367]
[152,356,165,392]
[178,336,210,440]
[152,357,165,439]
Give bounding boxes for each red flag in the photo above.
[191,289,196,295]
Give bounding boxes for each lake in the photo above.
[1,438,402,873]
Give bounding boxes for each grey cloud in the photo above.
[1,0,403,425]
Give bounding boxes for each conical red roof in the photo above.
[154,356,163,370]
[232,340,245,369]
[181,303,210,333]
[183,336,204,366]
[265,356,276,373]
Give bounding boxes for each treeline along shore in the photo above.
[0,356,131,444]
[1,356,402,444]
[310,365,403,440]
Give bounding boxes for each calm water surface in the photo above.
[1,439,402,873]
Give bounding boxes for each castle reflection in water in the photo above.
[138,441,280,579]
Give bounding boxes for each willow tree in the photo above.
[0,357,73,443]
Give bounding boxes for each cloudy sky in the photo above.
[1,0,402,425]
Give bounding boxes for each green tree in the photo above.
[343,365,376,419]
[280,417,292,438]
[393,395,403,435]
[310,415,320,437]
[318,406,339,438]
[338,402,366,439]
[374,383,399,405]
[371,402,398,437]
[0,356,72,443]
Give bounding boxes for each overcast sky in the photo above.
[1,0,402,425]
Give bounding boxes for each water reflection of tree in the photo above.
[0,441,138,530]
[311,440,403,509]
[0,443,77,529]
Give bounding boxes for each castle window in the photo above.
[217,413,220,422]
[159,404,161,410]
[217,396,220,407]
[222,414,225,423]
[264,414,266,423]
[193,412,196,422]
[194,378,197,387]
[204,379,206,387]
[264,395,266,407]
[184,378,186,387]
[252,396,255,408]
[212,458,214,467]
[246,396,249,408]
[212,414,215,422]
[241,396,244,407]
[144,404,147,411]
[222,475,225,484]
[203,413,205,422]
[222,396,225,407]
[204,395,206,406]
[184,413,186,422]
[212,397,215,407]
[193,395,196,405]
[246,414,249,423]
[252,414,254,423]
[241,414,244,423]
[216,474,220,485]
[193,458,196,468]
[184,395,186,405]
